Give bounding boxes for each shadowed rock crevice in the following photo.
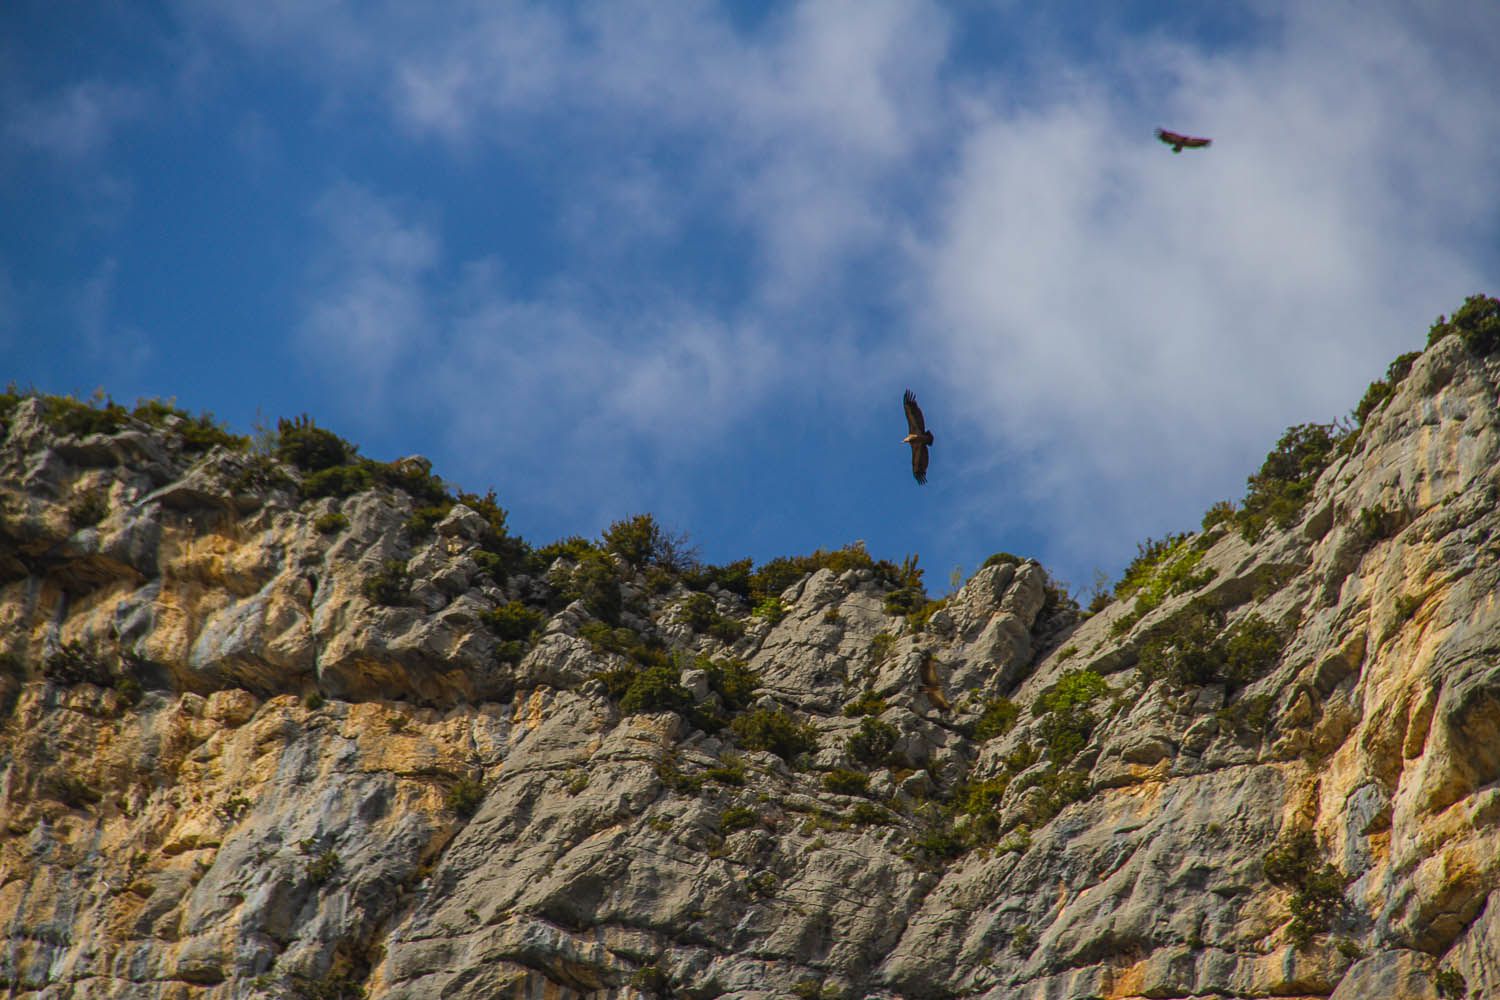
[6,312,1500,996]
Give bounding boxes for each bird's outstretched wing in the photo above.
[911,441,929,484]
[903,390,930,484]
[903,390,927,435]
[1156,127,1211,151]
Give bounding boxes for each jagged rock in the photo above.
[5,329,1500,997]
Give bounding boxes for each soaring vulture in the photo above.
[1156,128,1212,153]
[902,390,934,484]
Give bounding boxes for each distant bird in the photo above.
[1156,128,1212,153]
[902,390,934,484]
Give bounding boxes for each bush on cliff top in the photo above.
[1428,293,1500,355]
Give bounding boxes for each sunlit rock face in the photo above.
[3,330,1500,999]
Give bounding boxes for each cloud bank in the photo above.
[38,1,1500,580]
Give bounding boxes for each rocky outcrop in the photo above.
[2,326,1500,998]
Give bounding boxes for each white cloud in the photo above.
[204,0,1500,580]
[300,183,788,513]
[189,0,951,306]
[2,80,145,161]
[917,2,1500,571]
[300,184,439,389]
[68,258,153,375]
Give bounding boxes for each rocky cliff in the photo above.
[4,306,1500,999]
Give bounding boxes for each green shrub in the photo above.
[731,707,818,761]
[481,602,545,642]
[564,551,623,624]
[0,385,27,434]
[912,825,966,861]
[471,550,509,582]
[446,776,485,818]
[42,642,111,686]
[493,640,527,665]
[702,657,760,712]
[1036,707,1096,762]
[1137,601,1284,693]
[1114,534,1186,599]
[952,774,1010,820]
[846,717,900,767]
[1434,968,1470,999]
[132,399,247,451]
[971,697,1019,741]
[534,535,596,566]
[113,674,143,707]
[1115,535,1215,613]
[377,460,447,507]
[301,463,373,499]
[823,768,872,796]
[620,664,695,716]
[883,586,925,616]
[709,617,746,643]
[580,622,669,671]
[1109,608,1143,637]
[1216,692,1276,736]
[1220,614,1285,687]
[656,758,706,795]
[306,849,340,886]
[314,512,348,534]
[1392,593,1422,627]
[42,395,129,437]
[791,979,829,1000]
[67,488,109,528]
[679,593,746,642]
[748,541,898,605]
[906,598,947,632]
[720,806,757,833]
[602,513,696,571]
[1263,829,1345,947]
[215,794,251,823]
[752,596,787,624]
[405,504,450,537]
[304,691,326,710]
[1428,293,1500,354]
[842,689,888,718]
[1235,423,1342,541]
[1201,500,1236,533]
[705,755,747,786]
[630,966,672,993]
[276,415,353,472]
[1356,504,1401,543]
[1035,669,1109,715]
[171,413,245,452]
[869,632,895,664]
[679,593,719,631]
[362,560,410,606]
[983,551,1023,569]
[1353,351,1421,425]
[997,826,1032,854]
[682,557,753,598]
[602,514,656,565]
[848,801,891,826]
[1136,599,1226,688]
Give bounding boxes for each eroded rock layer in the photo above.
[3,331,1500,999]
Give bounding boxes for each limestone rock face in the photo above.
[4,333,1500,998]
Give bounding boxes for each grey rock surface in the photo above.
[3,330,1500,997]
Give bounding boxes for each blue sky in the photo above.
[4,2,1499,596]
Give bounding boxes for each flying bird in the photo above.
[902,390,934,484]
[1156,128,1212,153]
